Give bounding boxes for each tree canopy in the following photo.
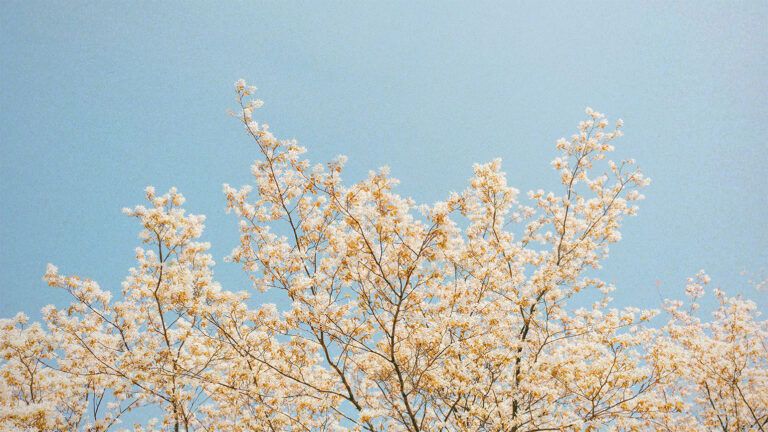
[1,81,765,432]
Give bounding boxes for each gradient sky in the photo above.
[1,1,766,320]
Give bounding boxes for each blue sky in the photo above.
[1,1,766,319]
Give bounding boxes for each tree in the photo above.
[1,81,765,431]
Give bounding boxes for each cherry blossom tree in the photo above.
[1,81,765,431]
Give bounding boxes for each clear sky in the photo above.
[1,1,766,320]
